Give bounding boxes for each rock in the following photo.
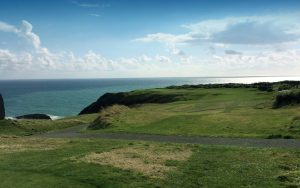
[16,114,52,120]
[0,94,5,120]
[79,92,125,115]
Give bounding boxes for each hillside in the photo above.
[84,81,300,139]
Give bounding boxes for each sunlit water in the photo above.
[1,76,300,117]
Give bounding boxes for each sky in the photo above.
[1,0,300,79]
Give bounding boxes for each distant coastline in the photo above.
[1,76,300,117]
[0,75,300,81]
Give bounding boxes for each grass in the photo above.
[1,83,300,187]
[3,86,300,139]
[76,144,192,179]
[0,136,68,153]
[88,105,129,129]
[86,87,300,138]
[0,113,97,136]
[0,137,299,187]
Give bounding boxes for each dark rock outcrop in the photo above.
[79,92,182,115]
[16,114,51,120]
[0,94,5,120]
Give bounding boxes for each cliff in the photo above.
[0,94,5,120]
[79,91,182,115]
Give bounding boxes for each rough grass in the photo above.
[0,138,299,187]
[76,145,192,179]
[87,88,300,138]
[0,136,67,153]
[0,113,98,136]
[88,105,129,129]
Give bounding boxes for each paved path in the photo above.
[40,125,300,149]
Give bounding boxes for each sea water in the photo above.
[1,77,300,117]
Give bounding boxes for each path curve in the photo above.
[39,125,300,149]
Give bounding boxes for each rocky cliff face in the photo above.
[15,114,51,120]
[79,91,182,115]
[0,94,5,120]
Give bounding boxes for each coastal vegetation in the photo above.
[273,89,300,108]
[86,81,300,139]
[88,105,129,129]
[0,114,98,136]
[0,137,299,187]
[1,81,300,187]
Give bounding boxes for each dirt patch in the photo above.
[77,144,192,178]
[0,136,67,153]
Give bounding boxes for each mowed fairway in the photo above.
[87,88,300,138]
[0,136,299,188]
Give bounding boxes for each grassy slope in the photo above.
[88,88,300,138]
[0,114,98,136]
[1,86,300,187]
[0,137,299,188]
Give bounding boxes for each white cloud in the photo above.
[88,13,101,17]
[0,20,42,50]
[1,46,300,78]
[17,20,41,49]
[155,55,171,63]
[0,21,18,32]
[225,50,242,55]
[71,1,100,8]
[212,21,297,45]
[72,1,111,8]
[135,14,300,46]
[213,49,300,71]
[134,33,192,44]
[1,19,300,79]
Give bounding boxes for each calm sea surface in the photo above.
[1,77,300,117]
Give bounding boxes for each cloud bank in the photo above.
[135,15,300,46]
[1,14,300,79]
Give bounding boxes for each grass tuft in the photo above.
[88,105,130,129]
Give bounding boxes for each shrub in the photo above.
[256,83,273,92]
[273,90,300,108]
[278,84,292,91]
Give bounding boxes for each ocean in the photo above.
[1,76,300,118]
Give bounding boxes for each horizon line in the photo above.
[1,75,300,81]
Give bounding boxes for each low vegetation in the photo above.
[1,81,300,187]
[75,144,192,179]
[166,81,300,90]
[0,136,67,153]
[0,114,97,136]
[86,86,300,138]
[88,105,129,129]
[0,138,299,187]
[273,90,300,108]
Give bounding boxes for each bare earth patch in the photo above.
[77,144,192,178]
[0,136,68,153]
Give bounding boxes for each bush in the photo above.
[278,84,292,91]
[257,83,273,92]
[273,90,300,108]
[167,82,274,91]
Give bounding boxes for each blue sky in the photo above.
[1,0,300,79]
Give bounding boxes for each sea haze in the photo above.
[1,77,300,117]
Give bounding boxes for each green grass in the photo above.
[2,84,300,187]
[0,114,97,136]
[87,87,300,138]
[0,137,299,187]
